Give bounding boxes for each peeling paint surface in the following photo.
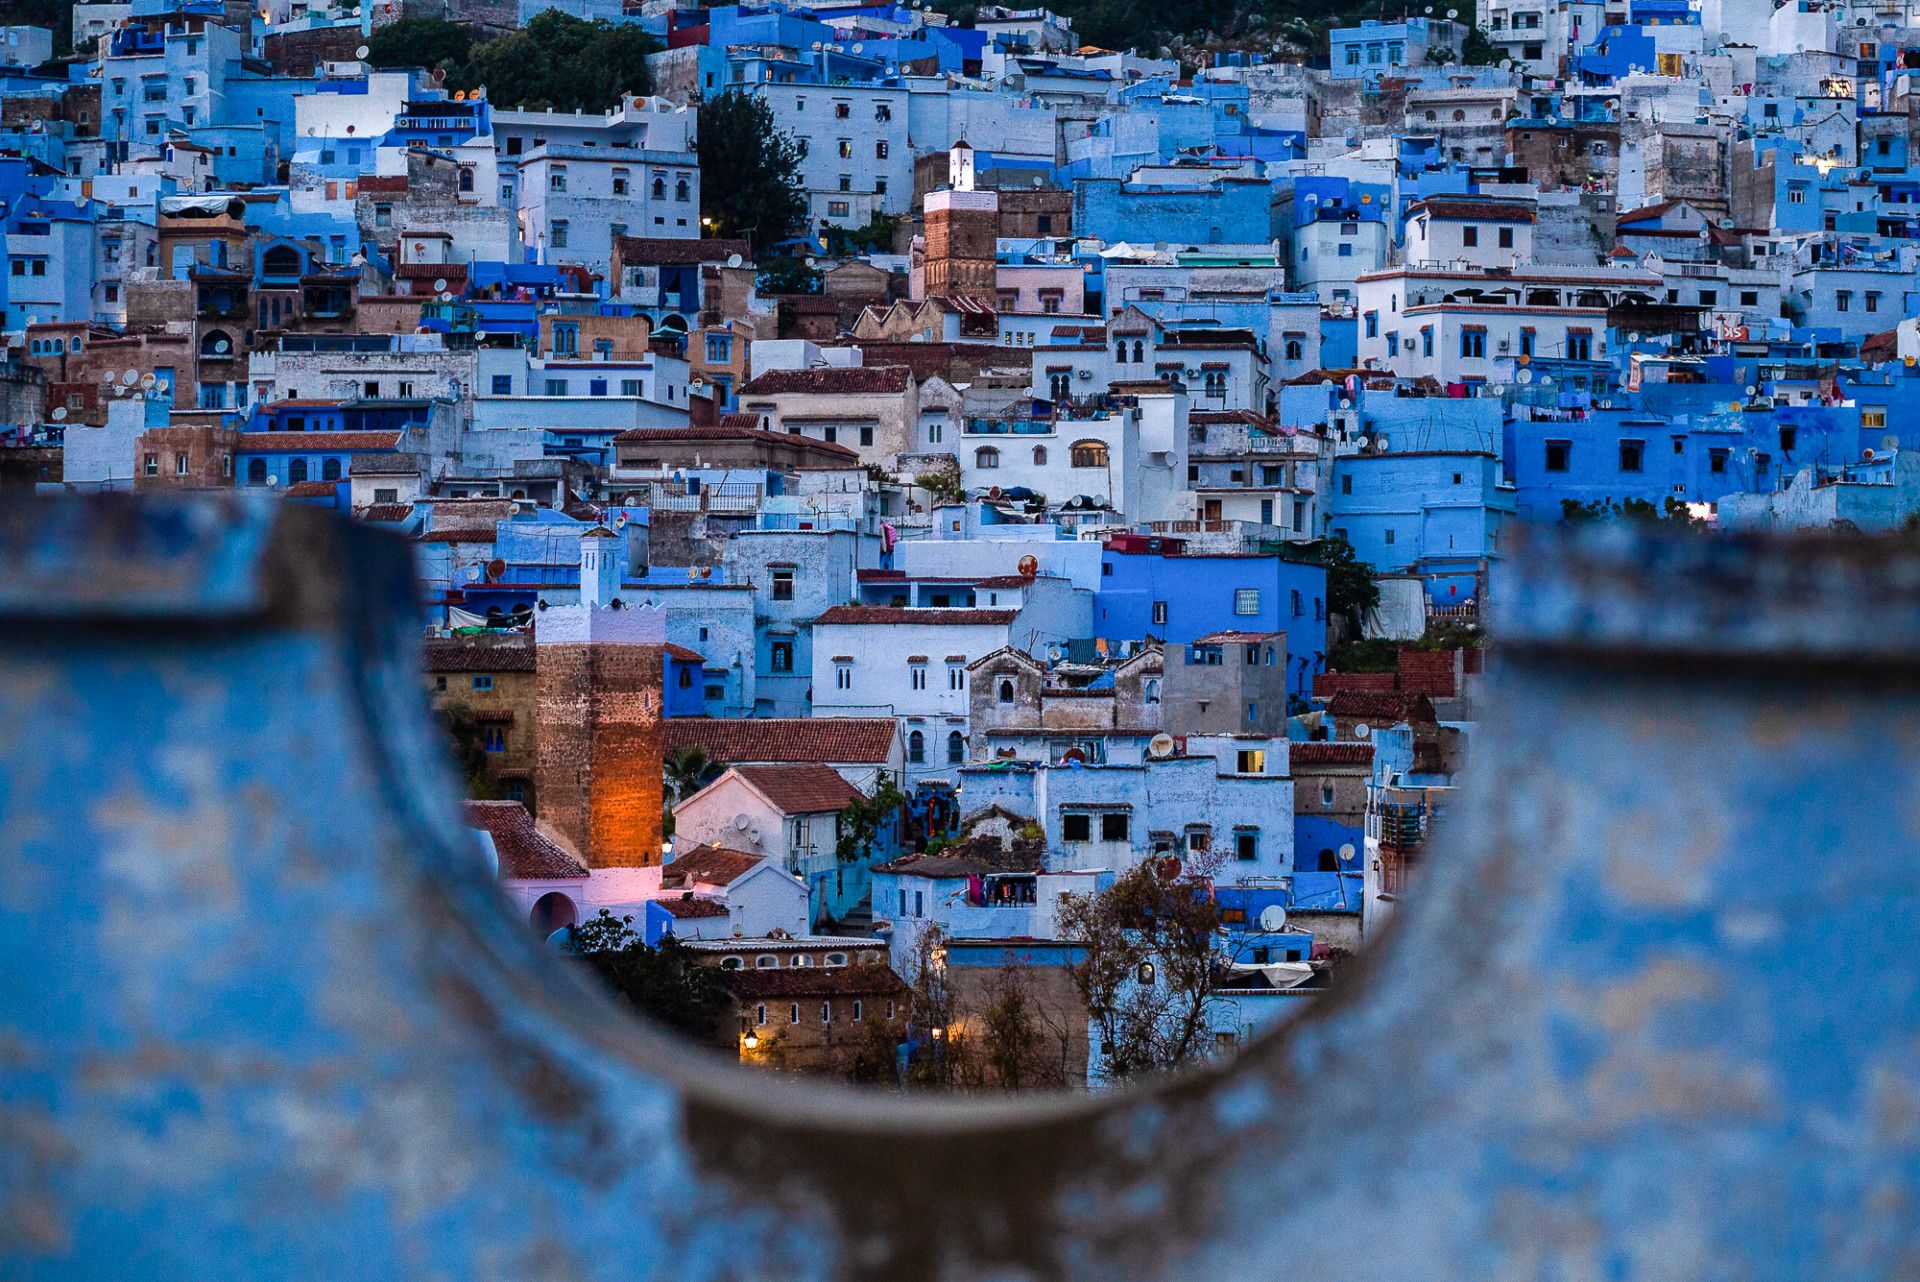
[4,498,1920,1279]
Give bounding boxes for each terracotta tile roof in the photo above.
[283,479,338,497]
[357,502,415,523]
[657,894,731,919]
[1195,630,1284,644]
[235,431,402,452]
[1411,196,1537,223]
[815,606,1018,626]
[423,639,535,673]
[1326,690,1437,722]
[871,852,994,878]
[1288,742,1376,766]
[661,843,765,889]
[739,365,913,396]
[615,235,753,266]
[733,764,863,815]
[464,801,587,879]
[664,642,707,663]
[720,962,908,999]
[611,423,858,458]
[665,717,897,765]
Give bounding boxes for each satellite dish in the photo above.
[1258,904,1288,932]
[725,253,743,268]
[1148,733,1176,758]
[1354,723,1372,740]
[1339,843,1356,863]
[1017,554,1040,576]
[51,406,66,421]
[121,369,138,386]
[1745,384,1758,395]
[1516,369,1533,384]
[734,813,752,830]
[355,44,369,58]
[1376,435,1391,452]
[1865,448,1878,461]
[1155,855,1183,881]
[433,277,448,292]
[140,373,157,389]
[485,558,507,581]
[213,339,230,354]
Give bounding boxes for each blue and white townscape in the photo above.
[8,0,1911,1087]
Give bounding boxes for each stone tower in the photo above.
[923,148,999,303]
[534,532,666,877]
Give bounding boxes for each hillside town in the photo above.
[4,0,1917,1088]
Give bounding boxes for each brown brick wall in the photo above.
[133,425,239,491]
[536,641,665,868]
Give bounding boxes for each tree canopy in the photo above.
[1309,533,1380,633]
[367,12,657,113]
[567,911,731,1041]
[696,89,808,252]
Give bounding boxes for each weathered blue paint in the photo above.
[7,497,1920,1280]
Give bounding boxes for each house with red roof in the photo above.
[641,842,811,946]
[671,764,888,931]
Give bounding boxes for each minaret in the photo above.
[535,528,666,880]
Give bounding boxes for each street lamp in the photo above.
[741,1029,759,1051]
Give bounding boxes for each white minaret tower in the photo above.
[579,527,621,608]
[951,139,976,192]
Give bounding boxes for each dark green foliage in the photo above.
[368,12,655,113]
[568,911,731,1041]
[1308,534,1380,631]
[1327,637,1400,672]
[757,256,822,296]
[365,17,473,73]
[837,771,908,863]
[697,89,808,251]
[0,0,73,54]
[435,702,498,798]
[1561,496,1701,526]
[824,213,899,257]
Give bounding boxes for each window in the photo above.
[1100,813,1129,842]
[1619,439,1645,473]
[545,379,568,397]
[910,664,927,691]
[550,221,568,249]
[143,453,158,477]
[549,167,567,192]
[1498,227,1514,248]
[1152,601,1168,626]
[1062,813,1092,842]
[820,1002,833,1025]
[876,141,889,159]
[1460,329,1486,358]
[1780,426,1797,453]
[288,459,309,485]
[853,999,864,1021]
[705,333,733,364]
[947,731,965,764]
[1867,292,1882,313]
[948,666,965,692]
[247,458,266,485]
[975,446,1000,469]
[1233,589,1260,616]
[483,726,505,753]
[1710,448,1729,475]
[1837,291,1853,313]
[836,664,852,691]
[1742,291,1759,307]
[1545,440,1571,473]
[788,1003,800,1024]
[491,375,513,395]
[834,101,851,118]
[1235,829,1259,861]
[770,642,794,673]
[1237,749,1266,773]
[1462,226,1479,247]
[908,730,926,764]
[472,675,494,691]
[1422,326,1434,358]
[770,567,794,601]
[1070,439,1108,468]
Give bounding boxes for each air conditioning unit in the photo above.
[1497,339,1511,352]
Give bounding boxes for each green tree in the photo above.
[435,702,498,798]
[1057,855,1228,1083]
[567,911,731,1040]
[837,771,909,863]
[697,89,808,252]
[1310,534,1380,634]
[757,255,822,296]
[364,17,474,73]
[457,11,656,112]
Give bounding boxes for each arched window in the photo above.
[908,730,925,763]
[1452,109,1466,122]
[458,167,474,192]
[1425,109,1437,121]
[321,458,341,481]
[200,328,232,358]
[675,177,690,202]
[1144,677,1161,704]
[975,446,1000,469]
[261,245,300,279]
[998,679,1015,704]
[947,730,965,764]
[1070,439,1109,468]
[720,956,744,970]
[1115,340,1128,363]
[1137,961,1156,985]
[247,458,266,485]
[651,176,666,199]
[1032,445,1048,465]
[756,955,779,969]
[825,952,848,967]
[1284,338,1303,361]
[287,457,309,484]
